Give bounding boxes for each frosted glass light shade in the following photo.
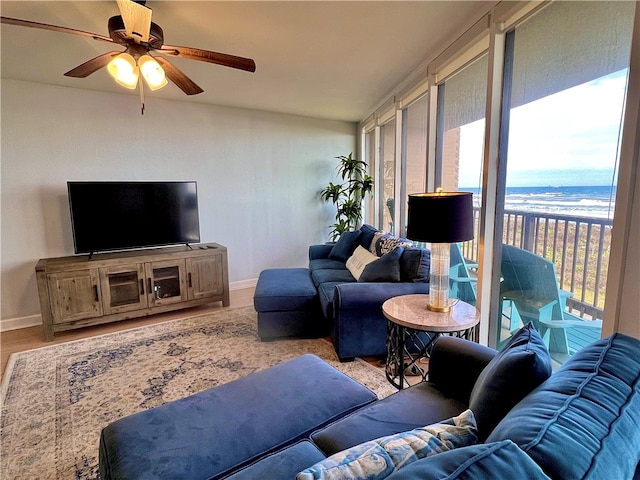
[138,55,168,91]
[107,53,139,89]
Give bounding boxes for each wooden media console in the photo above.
[36,243,230,340]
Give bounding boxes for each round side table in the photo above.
[382,294,480,389]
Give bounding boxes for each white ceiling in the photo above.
[1,1,497,122]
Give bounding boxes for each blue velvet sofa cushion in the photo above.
[99,354,377,480]
[487,333,640,480]
[383,440,551,480]
[311,381,468,456]
[223,441,326,480]
[311,268,356,287]
[469,323,552,441]
[399,247,430,282]
[329,230,363,261]
[309,244,335,262]
[253,268,318,312]
[359,247,403,282]
[309,258,348,271]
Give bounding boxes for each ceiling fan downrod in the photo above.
[139,77,145,115]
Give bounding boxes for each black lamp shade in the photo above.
[407,192,474,243]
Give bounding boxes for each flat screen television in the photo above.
[68,181,200,255]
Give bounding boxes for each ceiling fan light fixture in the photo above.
[107,52,139,89]
[138,54,167,91]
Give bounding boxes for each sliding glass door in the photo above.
[401,94,429,235]
[435,55,488,305]
[379,119,396,234]
[493,1,633,360]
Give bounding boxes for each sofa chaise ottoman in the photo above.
[253,268,326,339]
[98,354,377,480]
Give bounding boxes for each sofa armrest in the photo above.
[429,336,497,405]
[334,282,429,310]
[309,244,334,260]
[330,282,429,360]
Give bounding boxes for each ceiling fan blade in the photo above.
[64,51,121,78]
[157,45,256,73]
[154,56,204,95]
[1,16,113,43]
[116,0,152,43]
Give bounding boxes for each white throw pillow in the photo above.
[346,246,379,280]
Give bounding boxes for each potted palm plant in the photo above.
[320,153,374,241]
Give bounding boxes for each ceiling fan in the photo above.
[1,0,256,112]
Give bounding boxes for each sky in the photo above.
[458,69,629,189]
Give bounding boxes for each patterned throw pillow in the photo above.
[369,231,387,254]
[296,410,477,480]
[370,233,413,257]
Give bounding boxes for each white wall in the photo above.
[1,79,356,327]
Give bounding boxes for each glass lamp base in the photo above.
[428,243,452,313]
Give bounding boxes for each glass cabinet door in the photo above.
[147,260,187,306]
[100,264,147,314]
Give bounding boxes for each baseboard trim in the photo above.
[1,314,41,332]
[230,278,258,291]
[1,279,258,333]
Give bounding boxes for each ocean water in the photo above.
[463,185,616,219]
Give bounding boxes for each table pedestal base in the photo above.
[384,322,476,390]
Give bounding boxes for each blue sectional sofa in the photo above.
[254,224,431,361]
[100,326,640,480]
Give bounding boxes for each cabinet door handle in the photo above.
[140,278,145,295]
[148,278,152,294]
[188,272,192,288]
[93,285,99,302]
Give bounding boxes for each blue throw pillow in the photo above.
[329,230,363,261]
[400,248,430,282]
[359,247,403,282]
[382,440,551,480]
[359,224,380,250]
[469,323,551,441]
[296,410,477,480]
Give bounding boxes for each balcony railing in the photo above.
[463,208,612,320]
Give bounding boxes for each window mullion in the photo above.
[477,19,508,348]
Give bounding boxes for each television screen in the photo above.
[68,181,200,254]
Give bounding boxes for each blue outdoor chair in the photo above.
[449,243,477,306]
[500,244,602,360]
[386,198,395,234]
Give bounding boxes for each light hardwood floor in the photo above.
[1,287,256,379]
[1,287,386,384]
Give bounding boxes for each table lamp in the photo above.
[407,190,474,312]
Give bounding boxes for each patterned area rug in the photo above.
[1,306,394,480]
